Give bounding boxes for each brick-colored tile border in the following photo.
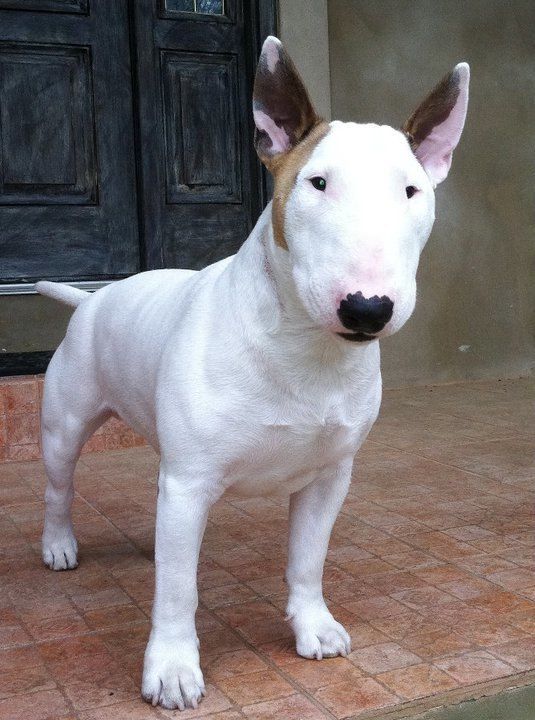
[0,375,146,463]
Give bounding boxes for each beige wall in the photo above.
[329,0,535,386]
[279,0,331,119]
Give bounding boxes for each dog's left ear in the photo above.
[253,36,321,170]
[403,63,470,186]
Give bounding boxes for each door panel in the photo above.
[0,0,139,283]
[133,0,262,270]
[161,51,240,204]
[0,43,97,204]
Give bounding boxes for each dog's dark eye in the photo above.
[406,185,418,199]
[310,177,327,191]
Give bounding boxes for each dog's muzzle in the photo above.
[337,292,394,342]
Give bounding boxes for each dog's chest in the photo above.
[225,387,379,497]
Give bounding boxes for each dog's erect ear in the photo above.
[403,63,470,187]
[253,36,321,169]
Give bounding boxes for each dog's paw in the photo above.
[289,605,351,660]
[142,633,205,710]
[42,526,78,571]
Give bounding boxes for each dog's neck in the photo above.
[225,203,381,390]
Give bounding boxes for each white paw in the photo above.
[142,633,205,710]
[289,606,351,660]
[42,526,78,571]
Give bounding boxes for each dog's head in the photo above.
[253,37,469,343]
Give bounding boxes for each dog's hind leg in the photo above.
[41,349,109,571]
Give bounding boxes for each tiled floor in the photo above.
[0,378,534,720]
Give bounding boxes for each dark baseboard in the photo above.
[0,351,53,377]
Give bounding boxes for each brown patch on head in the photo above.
[270,121,330,249]
[403,68,462,152]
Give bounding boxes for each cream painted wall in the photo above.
[279,0,331,119]
[328,0,535,386]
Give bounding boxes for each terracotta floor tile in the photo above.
[339,558,396,577]
[237,616,294,645]
[0,644,43,672]
[409,631,475,660]
[327,545,373,564]
[508,609,535,635]
[285,656,363,691]
[245,575,287,597]
[205,648,269,680]
[212,600,279,628]
[259,639,311,670]
[438,577,497,600]
[77,700,162,719]
[0,619,31,649]
[489,638,535,670]
[83,604,146,630]
[0,689,72,720]
[342,595,408,621]
[494,545,535,570]
[487,567,535,590]
[362,570,427,594]
[377,662,458,699]
[0,663,56,700]
[63,671,138,711]
[346,621,390,649]
[198,568,238,590]
[99,623,150,658]
[242,693,329,720]
[435,651,515,683]
[350,641,421,674]
[229,557,286,582]
[367,611,434,641]
[391,586,459,612]
[467,589,535,616]
[200,627,247,659]
[158,684,232,718]
[25,612,89,642]
[314,676,398,718]
[443,525,497,542]
[1,378,533,717]
[412,564,471,585]
[216,668,294,705]
[420,438,535,484]
[455,554,517,577]
[381,550,440,570]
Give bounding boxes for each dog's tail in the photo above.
[35,281,89,308]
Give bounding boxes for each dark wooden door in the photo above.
[132,0,263,270]
[0,0,139,283]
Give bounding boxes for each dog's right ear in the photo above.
[253,36,321,170]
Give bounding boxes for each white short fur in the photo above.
[38,37,469,710]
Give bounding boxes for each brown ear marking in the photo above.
[403,68,462,150]
[271,121,330,250]
[253,40,320,168]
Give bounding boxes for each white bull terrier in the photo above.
[37,37,469,710]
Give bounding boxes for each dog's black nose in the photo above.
[337,292,394,335]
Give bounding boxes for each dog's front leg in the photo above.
[142,469,216,710]
[286,459,353,660]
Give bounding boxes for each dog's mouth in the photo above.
[337,331,377,343]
